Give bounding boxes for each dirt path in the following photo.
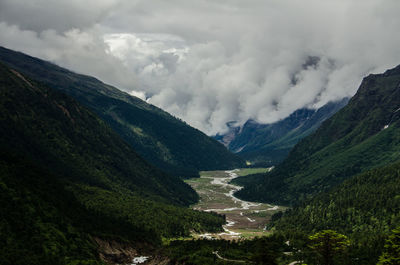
[212,251,251,263]
[186,169,285,239]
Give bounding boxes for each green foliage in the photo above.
[0,46,244,178]
[271,159,400,264]
[0,62,225,263]
[236,64,400,204]
[230,173,265,187]
[68,184,225,239]
[236,168,271,176]
[164,235,286,265]
[308,230,350,265]
[251,237,282,265]
[229,168,270,187]
[378,227,400,265]
[0,153,104,265]
[0,62,196,206]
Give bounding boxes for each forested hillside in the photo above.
[0,46,244,177]
[272,159,400,264]
[0,63,225,264]
[236,64,400,204]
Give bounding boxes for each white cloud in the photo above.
[129,90,146,101]
[0,22,138,91]
[1,0,400,134]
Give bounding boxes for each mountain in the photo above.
[272,158,400,264]
[236,64,400,204]
[0,46,244,177]
[0,62,225,264]
[0,62,193,206]
[215,99,348,166]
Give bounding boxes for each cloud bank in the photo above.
[1,0,400,134]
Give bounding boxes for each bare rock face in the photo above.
[95,237,139,264]
[94,237,170,265]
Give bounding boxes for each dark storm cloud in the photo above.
[0,0,117,31]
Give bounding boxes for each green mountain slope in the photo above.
[0,63,224,264]
[215,99,348,166]
[0,153,103,265]
[236,64,400,204]
[273,159,400,264]
[0,46,244,177]
[0,62,194,205]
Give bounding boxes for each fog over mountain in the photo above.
[1,0,400,134]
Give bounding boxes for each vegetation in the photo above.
[236,168,271,176]
[0,62,195,206]
[269,159,400,264]
[164,235,287,265]
[378,227,400,265]
[0,46,244,178]
[0,63,225,264]
[0,153,103,265]
[236,64,400,204]
[230,168,271,187]
[227,65,400,264]
[229,65,400,264]
[163,227,396,265]
[308,230,350,265]
[1,47,400,265]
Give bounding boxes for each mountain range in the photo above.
[2,44,400,264]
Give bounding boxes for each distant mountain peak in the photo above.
[214,98,348,166]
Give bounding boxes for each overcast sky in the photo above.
[1,0,400,134]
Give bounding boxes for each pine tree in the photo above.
[309,230,350,265]
[378,227,400,265]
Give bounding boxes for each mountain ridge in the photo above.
[215,98,348,166]
[235,64,400,204]
[0,46,244,177]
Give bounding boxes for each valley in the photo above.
[1,30,399,263]
[186,168,285,240]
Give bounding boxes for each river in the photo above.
[186,169,284,240]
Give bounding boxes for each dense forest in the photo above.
[269,159,400,264]
[0,62,225,264]
[164,235,288,265]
